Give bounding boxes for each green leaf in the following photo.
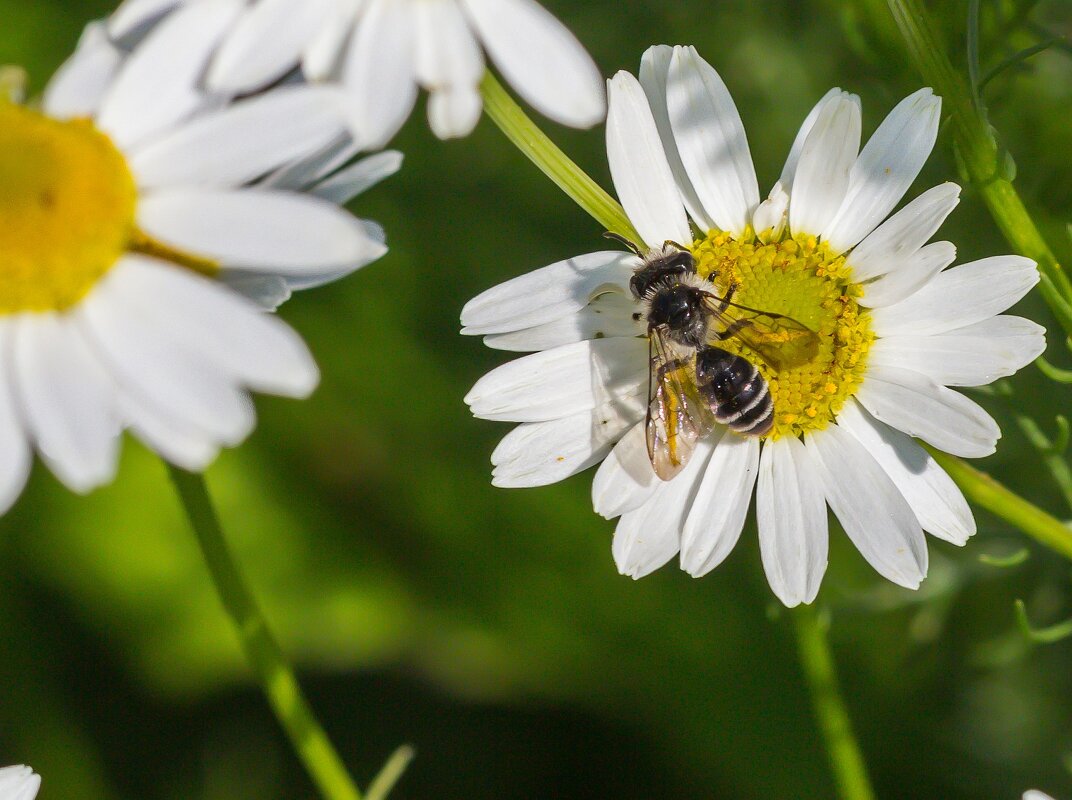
[1037,356,1072,384]
[1014,599,1072,644]
[978,548,1031,568]
[980,37,1064,90]
[364,745,416,800]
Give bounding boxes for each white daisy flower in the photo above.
[0,10,397,513]
[1024,793,1058,800]
[0,766,40,800]
[106,0,606,146]
[462,45,1046,606]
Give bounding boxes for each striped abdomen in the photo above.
[694,347,773,437]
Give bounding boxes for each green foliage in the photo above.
[1,0,1072,798]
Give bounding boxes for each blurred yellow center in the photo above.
[691,231,872,439]
[0,103,138,313]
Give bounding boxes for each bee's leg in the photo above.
[603,231,642,256]
[654,357,690,381]
[716,284,736,312]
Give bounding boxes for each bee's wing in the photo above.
[646,329,716,481]
[703,295,820,372]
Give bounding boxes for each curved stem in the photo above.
[791,606,876,800]
[479,71,641,243]
[167,465,362,800]
[926,448,1072,560]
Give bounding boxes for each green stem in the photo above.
[885,0,1072,337]
[479,71,641,243]
[790,606,876,800]
[167,465,362,800]
[926,448,1072,560]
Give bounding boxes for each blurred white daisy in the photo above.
[107,0,606,145]
[0,766,40,800]
[462,45,1045,606]
[0,10,398,512]
[1024,793,1058,800]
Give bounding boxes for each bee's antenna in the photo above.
[602,231,643,256]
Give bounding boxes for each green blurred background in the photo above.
[2,0,1072,797]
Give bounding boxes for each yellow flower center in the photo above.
[691,230,873,439]
[0,102,138,313]
[0,102,219,312]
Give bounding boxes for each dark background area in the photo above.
[2,0,1072,797]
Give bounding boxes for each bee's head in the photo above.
[628,244,697,300]
[646,283,708,346]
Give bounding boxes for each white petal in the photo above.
[414,0,484,139]
[752,89,845,244]
[855,365,1000,457]
[482,290,644,351]
[836,400,975,544]
[130,86,348,189]
[118,393,221,471]
[869,255,1039,337]
[847,183,961,280]
[257,134,359,191]
[341,0,417,149]
[219,273,292,310]
[806,423,928,589]
[138,189,386,277]
[97,0,245,149]
[752,184,788,244]
[79,262,257,447]
[755,436,828,606]
[859,240,957,308]
[460,251,634,335]
[606,71,691,247]
[788,91,861,239]
[311,150,404,205]
[0,324,32,514]
[414,0,484,89]
[12,313,120,493]
[591,422,659,518]
[491,402,639,488]
[427,86,484,139]
[462,0,605,128]
[113,256,319,397]
[302,0,365,81]
[612,438,712,579]
[0,765,41,800]
[870,315,1046,387]
[822,88,942,254]
[108,0,182,38]
[464,337,647,422]
[666,46,760,237]
[680,431,759,578]
[638,45,713,231]
[1023,793,1056,800]
[207,0,334,92]
[43,22,123,119]
[777,88,844,190]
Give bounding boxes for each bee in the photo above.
[606,233,819,480]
